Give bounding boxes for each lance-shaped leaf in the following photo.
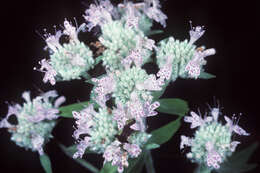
[145,143,160,150]
[39,154,52,173]
[157,98,189,116]
[58,101,90,118]
[59,144,99,173]
[199,72,216,79]
[147,118,181,145]
[217,142,258,173]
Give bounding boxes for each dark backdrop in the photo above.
[0,0,259,172]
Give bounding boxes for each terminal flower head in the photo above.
[181,106,249,170]
[0,90,65,155]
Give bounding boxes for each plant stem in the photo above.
[145,150,156,173]
[195,164,211,173]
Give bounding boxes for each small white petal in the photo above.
[230,141,240,152]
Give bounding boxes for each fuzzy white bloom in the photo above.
[224,116,250,136]
[31,134,45,155]
[181,106,250,170]
[189,22,205,45]
[92,73,116,107]
[45,30,62,53]
[143,0,167,27]
[84,0,116,31]
[35,59,57,85]
[0,90,65,155]
[123,143,142,158]
[103,140,128,173]
[184,111,212,129]
[185,48,216,79]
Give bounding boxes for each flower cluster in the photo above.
[72,101,153,172]
[29,0,217,172]
[0,90,65,155]
[35,19,94,84]
[71,1,216,172]
[98,21,153,71]
[181,107,249,170]
[156,23,216,81]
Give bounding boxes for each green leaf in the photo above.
[157,98,189,116]
[217,142,258,173]
[145,143,160,150]
[147,118,181,145]
[100,162,117,173]
[58,101,90,118]
[199,72,216,79]
[39,154,52,173]
[59,144,99,173]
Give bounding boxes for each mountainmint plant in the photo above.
[1,0,257,173]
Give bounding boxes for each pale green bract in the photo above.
[84,108,118,153]
[127,132,152,147]
[190,122,232,164]
[113,67,150,104]
[156,37,199,81]
[99,21,152,71]
[50,41,94,81]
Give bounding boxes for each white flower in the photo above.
[157,56,173,83]
[180,135,193,150]
[205,142,222,169]
[44,30,62,53]
[31,134,45,155]
[0,104,20,128]
[63,19,78,42]
[185,48,216,79]
[122,49,142,68]
[72,106,95,140]
[123,143,141,158]
[35,59,57,85]
[230,141,240,152]
[143,0,167,27]
[224,116,250,136]
[189,22,205,44]
[84,0,115,31]
[136,74,162,91]
[184,111,212,129]
[103,140,129,173]
[92,73,116,107]
[112,102,129,130]
[211,108,220,121]
[73,137,91,159]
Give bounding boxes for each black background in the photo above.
[0,0,259,172]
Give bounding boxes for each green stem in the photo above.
[145,150,156,173]
[195,164,211,173]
